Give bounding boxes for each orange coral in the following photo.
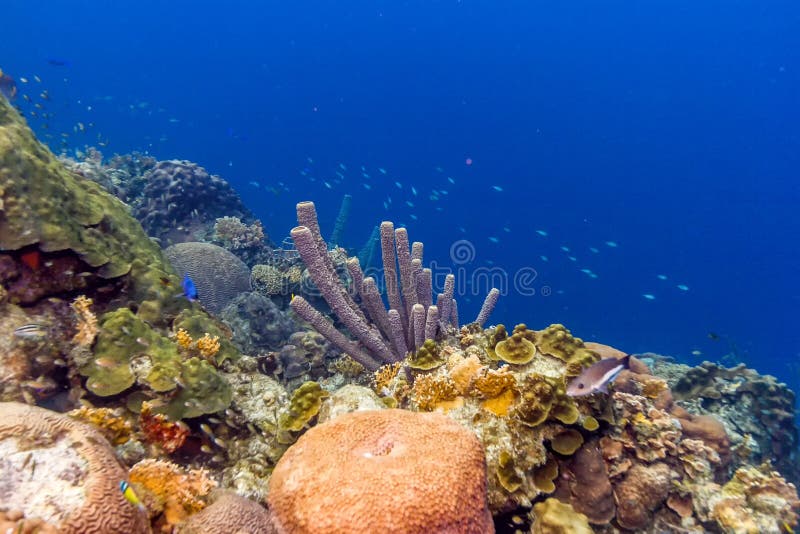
[373,362,402,393]
[68,405,132,445]
[411,374,461,411]
[71,295,98,346]
[175,328,193,350]
[140,401,189,453]
[196,333,220,360]
[267,409,494,533]
[129,459,217,527]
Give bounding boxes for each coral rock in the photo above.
[614,462,673,530]
[0,402,149,533]
[267,409,494,533]
[531,498,592,534]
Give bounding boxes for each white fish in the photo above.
[568,256,577,262]
[580,268,593,275]
[324,181,332,189]
[362,183,372,190]
[589,247,599,253]
[447,177,455,184]
[642,294,656,300]
[411,186,418,196]
[677,284,689,291]
[379,168,387,174]
[536,230,548,237]
[410,214,418,220]
[492,185,504,192]
[605,241,618,248]
[489,237,499,243]
[339,163,347,170]
[395,182,402,189]
[567,355,630,396]
[503,227,511,233]
[540,255,549,262]
[691,350,702,356]
[248,181,260,188]
[560,246,570,252]
[657,274,668,280]
[405,201,414,208]
[383,201,389,210]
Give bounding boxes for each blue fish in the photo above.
[182,274,198,301]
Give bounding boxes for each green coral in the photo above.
[165,357,232,419]
[536,324,597,375]
[408,339,446,370]
[484,324,508,361]
[0,97,183,323]
[550,429,584,455]
[494,326,536,365]
[82,308,180,396]
[531,498,592,534]
[173,308,238,364]
[533,457,559,493]
[278,381,329,444]
[515,373,579,427]
[497,450,524,492]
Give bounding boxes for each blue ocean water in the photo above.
[2,1,798,391]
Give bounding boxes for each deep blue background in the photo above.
[2,1,799,389]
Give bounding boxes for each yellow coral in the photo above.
[374,362,402,393]
[472,367,517,398]
[412,374,460,412]
[68,405,132,445]
[196,333,220,360]
[129,459,217,527]
[175,328,193,350]
[71,295,98,346]
[449,354,482,394]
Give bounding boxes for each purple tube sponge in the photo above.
[290,296,380,371]
[475,288,500,327]
[291,225,393,362]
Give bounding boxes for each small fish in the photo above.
[379,168,387,174]
[540,255,548,262]
[119,481,145,512]
[405,201,414,208]
[691,350,702,356]
[447,177,455,184]
[411,186,418,196]
[492,185,504,192]
[656,274,668,280]
[642,294,656,300]
[589,247,599,253]
[182,274,198,301]
[677,284,689,291]
[605,241,618,248]
[536,230,548,237]
[94,357,118,369]
[395,181,402,189]
[14,323,47,340]
[489,236,499,243]
[567,355,630,396]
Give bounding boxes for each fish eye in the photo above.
[577,383,585,389]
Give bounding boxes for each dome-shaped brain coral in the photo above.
[178,491,275,534]
[267,409,495,533]
[0,402,150,534]
[164,242,251,314]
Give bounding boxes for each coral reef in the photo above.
[133,159,253,245]
[214,216,265,250]
[267,409,494,533]
[0,402,149,533]
[659,359,798,482]
[219,291,298,355]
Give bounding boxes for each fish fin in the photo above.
[620,354,631,369]
[598,383,608,394]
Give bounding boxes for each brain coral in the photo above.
[267,409,494,533]
[133,159,252,244]
[0,402,149,534]
[178,491,275,534]
[164,242,251,314]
